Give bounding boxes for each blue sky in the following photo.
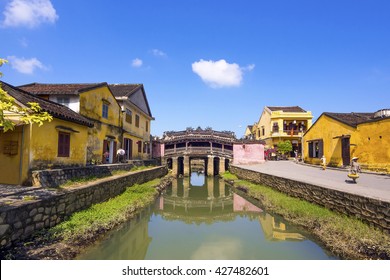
[1,0,389,138]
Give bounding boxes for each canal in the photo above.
[78,173,337,260]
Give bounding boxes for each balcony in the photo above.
[271,129,306,137]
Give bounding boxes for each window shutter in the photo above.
[318,140,324,158]
[308,142,313,158]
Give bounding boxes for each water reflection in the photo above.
[78,173,335,260]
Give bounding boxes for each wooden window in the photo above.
[137,141,142,153]
[272,122,279,133]
[125,109,132,124]
[135,114,140,128]
[102,103,109,119]
[57,97,70,107]
[145,120,149,132]
[58,132,70,157]
[3,141,18,156]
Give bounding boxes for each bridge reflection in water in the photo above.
[78,173,335,260]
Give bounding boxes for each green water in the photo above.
[78,173,336,260]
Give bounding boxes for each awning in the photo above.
[333,134,351,139]
[56,125,79,133]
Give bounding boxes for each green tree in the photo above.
[277,140,293,157]
[0,58,52,132]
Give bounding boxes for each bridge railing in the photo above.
[164,146,233,156]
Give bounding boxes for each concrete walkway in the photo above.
[235,161,390,203]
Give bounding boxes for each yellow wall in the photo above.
[86,121,122,163]
[79,86,122,163]
[29,119,89,169]
[304,115,390,172]
[304,115,355,167]
[0,126,24,184]
[122,103,151,160]
[256,110,271,141]
[255,108,312,150]
[79,87,121,127]
[354,118,390,172]
[0,119,89,185]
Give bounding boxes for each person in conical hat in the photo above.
[350,156,361,175]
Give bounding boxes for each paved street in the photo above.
[235,161,390,203]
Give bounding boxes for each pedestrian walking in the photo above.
[349,157,361,174]
[321,155,326,170]
[347,156,361,183]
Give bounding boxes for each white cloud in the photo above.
[150,49,166,57]
[2,0,58,28]
[7,56,47,74]
[244,64,256,71]
[131,58,143,68]
[192,59,254,88]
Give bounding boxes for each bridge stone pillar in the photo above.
[172,156,178,177]
[183,156,190,176]
[207,155,215,176]
[219,157,226,175]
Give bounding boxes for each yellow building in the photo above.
[0,82,93,185]
[254,106,313,157]
[303,110,390,173]
[244,124,255,139]
[109,84,154,160]
[19,83,123,164]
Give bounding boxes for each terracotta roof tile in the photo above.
[1,81,94,127]
[109,84,142,97]
[18,83,107,95]
[323,112,375,127]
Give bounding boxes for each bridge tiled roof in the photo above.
[163,129,236,144]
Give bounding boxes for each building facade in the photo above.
[19,83,123,164]
[254,106,313,157]
[303,110,390,172]
[0,82,93,185]
[109,84,154,160]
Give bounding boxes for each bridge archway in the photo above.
[225,158,230,171]
[161,129,237,177]
[166,158,173,170]
[177,156,184,176]
[213,157,220,176]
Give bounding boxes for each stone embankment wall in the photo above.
[32,160,158,187]
[0,166,167,248]
[230,165,390,233]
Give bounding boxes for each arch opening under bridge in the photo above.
[161,129,235,176]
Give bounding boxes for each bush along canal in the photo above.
[77,173,337,260]
[0,177,172,260]
[221,172,390,260]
